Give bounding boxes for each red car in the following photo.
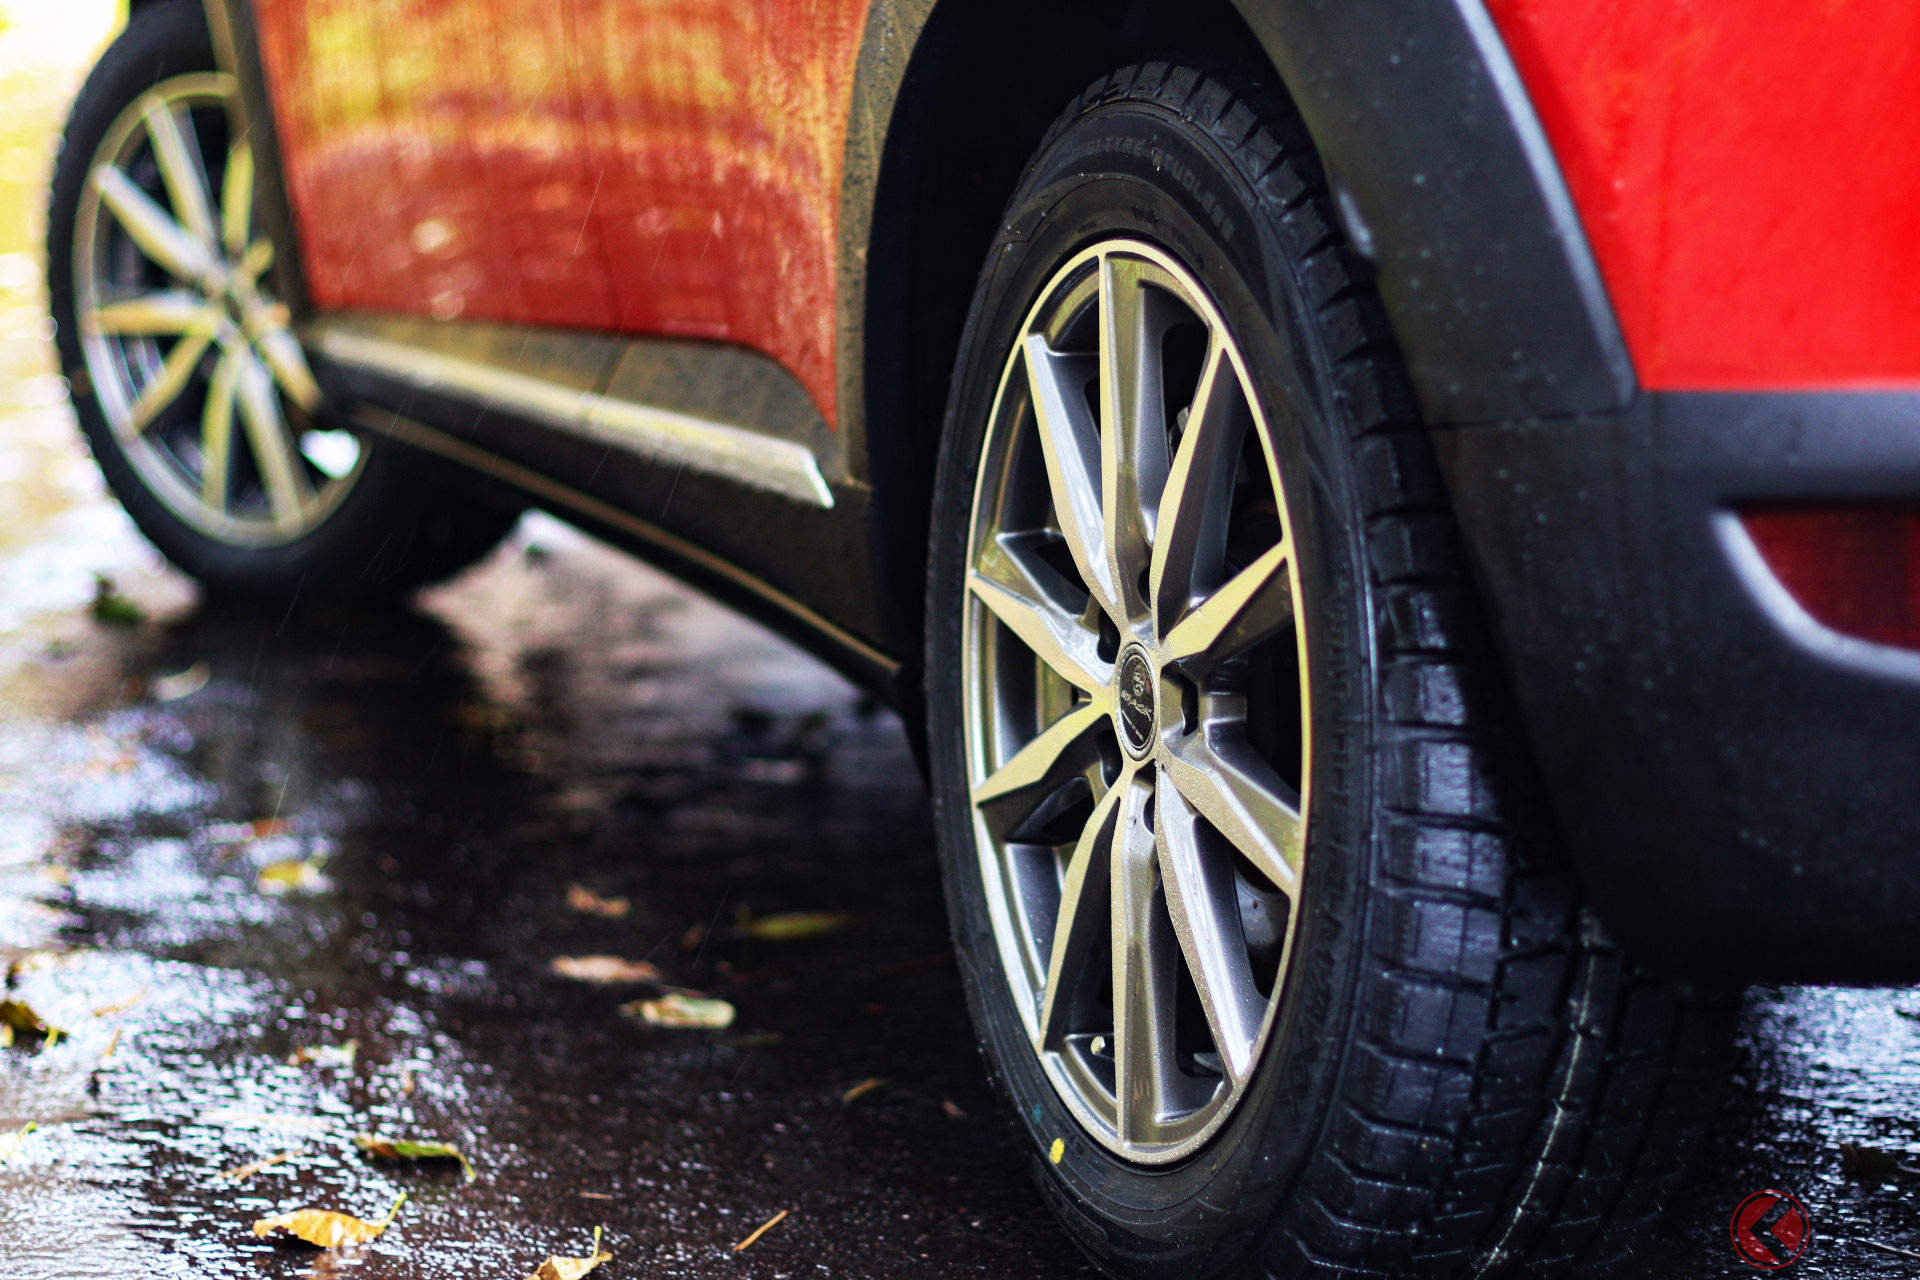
[46,0,1920,1275]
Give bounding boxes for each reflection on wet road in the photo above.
[3,8,1920,1280]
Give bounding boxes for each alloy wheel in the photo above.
[962,239,1311,1163]
[71,71,359,546]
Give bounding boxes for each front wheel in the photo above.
[925,64,1729,1279]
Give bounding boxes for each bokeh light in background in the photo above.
[0,0,192,682]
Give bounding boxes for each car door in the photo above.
[565,0,868,428]
[250,0,620,329]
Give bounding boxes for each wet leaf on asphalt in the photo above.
[527,1225,611,1280]
[0,1121,36,1166]
[620,992,735,1029]
[740,910,852,942]
[733,1208,789,1252]
[252,1191,407,1247]
[841,1077,890,1104]
[1841,1143,1920,1180]
[288,1039,358,1068]
[565,884,629,918]
[551,955,660,984]
[257,857,330,896]
[355,1132,476,1182]
[88,574,144,627]
[0,997,60,1040]
[942,1099,967,1120]
[224,1150,296,1181]
[150,661,210,702]
[91,989,147,1017]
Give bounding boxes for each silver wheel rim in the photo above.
[73,72,360,547]
[962,239,1311,1163]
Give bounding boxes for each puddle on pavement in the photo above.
[0,5,1917,1279]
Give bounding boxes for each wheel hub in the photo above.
[1114,644,1157,758]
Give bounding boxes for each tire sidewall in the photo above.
[927,94,1378,1272]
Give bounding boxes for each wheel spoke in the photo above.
[250,316,322,412]
[85,290,219,337]
[1162,541,1293,672]
[234,348,312,531]
[1110,772,1174,1145]
[90,164,217,285]
[972,703,1106,836]
[199,347,241,513]
[221,139,254,259]
[1034,779,1125,1051]
[127,325,215,434]
[1097,255,1172,619]
[1149,336,1246,634]
[970,534,1107,692]
[140,94,216,248]
[1157,781,1266,1082]
[1023,335,1119,618]
[1162,734,1302,894]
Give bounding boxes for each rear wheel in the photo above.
[47,0,519,600]
[925,64,1729,1279]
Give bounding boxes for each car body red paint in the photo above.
[1488,0,1920,390]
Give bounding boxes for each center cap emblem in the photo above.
[1116,645,1156,758]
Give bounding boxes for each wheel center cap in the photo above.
[1115,644,1156,759]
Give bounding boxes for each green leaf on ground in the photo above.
[620,992,735,1030]
[354,1132,476,1182]
[89,575,144,628]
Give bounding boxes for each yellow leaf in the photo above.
[527,1226,611,1280]
[620,992,734,1030]
[257,858,329,896]
[742,911,852,942]
[252,1192,406,1247]
[551,955,660,984]
[0,999,59,1040]
[0,1121,36,1166]
[565,884,629,918]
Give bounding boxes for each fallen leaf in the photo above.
[0,1121,36,1166]
[680,922,707,951]
[741,910,852,942]
[942,1099,967,1120]
[252,1192,407,1247]
[288,1039,358,1068]
[1841,1143,1920,1180]
[733,1208,789,1252]
[527,1225,611,1280]
[91,989,148,1017]
[257,858,330,896]
[551,955,660,985]
[620,992,735,1030]
[719,1031,782,1050]
[842,1077,891,1104]
[151,661,211,702]
[355,1132,476,1182]
[225,1150,296,1180]
[566,884,630,919]
[0,998,60,1040]
[89,575,144,628]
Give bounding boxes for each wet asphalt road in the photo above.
[6,15,1920,1280]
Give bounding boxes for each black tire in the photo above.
[47,0,521,602]
[924,64,1731,1279]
